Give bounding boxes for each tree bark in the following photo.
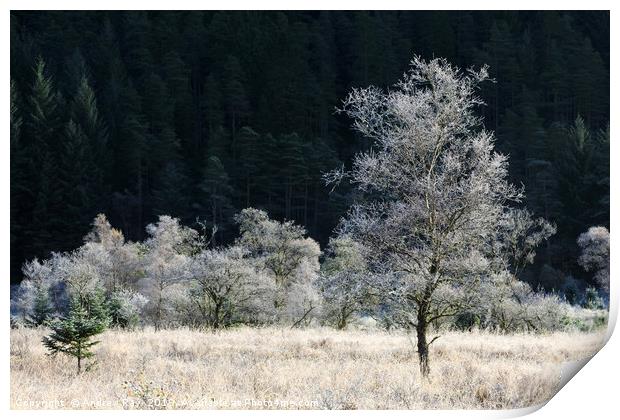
[416,307,430,378]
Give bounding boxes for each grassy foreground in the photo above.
[10,326,605,410]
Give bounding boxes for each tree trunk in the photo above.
[77,345,82,374]
[337,308,348,330]
[416,308,430,378]
[213,300,221,329]
[155,288,163,332]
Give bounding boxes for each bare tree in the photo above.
[330,57,532,378]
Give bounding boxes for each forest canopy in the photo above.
[10,11,609,295]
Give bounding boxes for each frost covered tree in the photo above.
[234,208,321,319]
[185,246,273,329]
[81,214,146,327]
[55,247,106,309]
[286,260,322,328]
[578,226,610,292]
[25,285,54,327]
[492,208,556,276]
[319,236,372,329]
[140,216,196,330]
[83,214,142,293]
[13,258,59,325]
[330,56,543,377]
[13,217,146,329]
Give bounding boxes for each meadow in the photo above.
[10,326,606,410]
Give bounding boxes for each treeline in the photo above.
[10,11,609,290]
[11,211,606,334]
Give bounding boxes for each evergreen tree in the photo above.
[556,116,597,230]
[202,73,224,140]
[151,161,189,219]
[10,80,26,278]
[113,80,149,238]
[21,57,64,258]
[222,55,250,143]
[592,124,610,223]
[234,126,261,207]
[42,294,109,374]
[120,11,153,79]
[55,120,98,246]
[197,155,234,245]
[61,48,91,96]
[279,133,307,220]
[70,74,109,177]
[162,51,195,155]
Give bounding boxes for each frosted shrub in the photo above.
[523,293,570,331]
[562,305,608,332]
[456,272,572,333]
[108,290,148,329]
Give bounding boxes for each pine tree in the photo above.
[120,11,153,79]
[590,124,610,224]
[202,73,224,140]
[10,80,26,279]
[151,161,189,219]
[55,120,97,246]
[61,48,91,96]
[234,126,261,207]
[197,156,234,245]
[114,80,149,238]
[279,133,307,220]
[22,57,64,257]
[26,57,62,146]
[556,116,597,230]
[70,74,109,175]
[222,55,250,143]
[42,294,109,374]
[162,51,194,153]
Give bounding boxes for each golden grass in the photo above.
[10,326,605,410]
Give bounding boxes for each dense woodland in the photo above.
[10,11,609,294]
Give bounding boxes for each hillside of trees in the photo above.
[10,11,609,294]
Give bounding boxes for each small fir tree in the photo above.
[42,294,110,373]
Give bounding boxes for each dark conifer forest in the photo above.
[10,11,609,292]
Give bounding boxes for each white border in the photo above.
[3,2,617,419]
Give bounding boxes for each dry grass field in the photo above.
[10,327,606,410]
